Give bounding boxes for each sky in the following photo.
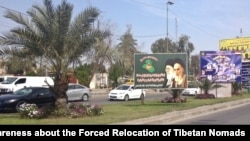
[0,0,249,55]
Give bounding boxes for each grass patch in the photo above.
[0,93,250,124]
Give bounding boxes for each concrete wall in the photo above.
[210,83,232,97]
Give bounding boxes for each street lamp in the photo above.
[166,0,174,52]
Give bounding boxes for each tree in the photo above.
[161,89,187,103]
[151,38,178,53]
[108,62,123,88]
[0,0,111,101]
[176,35,194,53]
[74,64,92,86]
[151,38,167,53]
[176,35,195,74]
[85,37,115,84]
[231,82,242,95]
[197,78,225,99]
[151,34,194,55]
[0,47,37,75]
[190,54,200,76]
[117,25,139,77]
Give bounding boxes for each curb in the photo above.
[112,98,250,125]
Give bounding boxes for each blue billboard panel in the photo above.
[241,62,250,87]
[200,51,242,83]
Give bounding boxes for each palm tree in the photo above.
[86,37,116,84]
[117,25,139,77]
[198,78,225,98]
[231,82,242,95]
[161,89,187,103]
[0,0,111,101]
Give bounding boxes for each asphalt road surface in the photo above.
[88,90,170,105]
[170,103,250,125]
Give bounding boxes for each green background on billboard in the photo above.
[134,53,187,89]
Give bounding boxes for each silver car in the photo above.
[66,83,92,102]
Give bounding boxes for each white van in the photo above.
[0,75,14,83]
[0,76,54,94]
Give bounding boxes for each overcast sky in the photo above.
[0,0,249,55]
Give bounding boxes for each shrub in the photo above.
[18,102,104,119]
[161,96,187,103]
[87,104,104,116]
[19,103,42,119]
[19,103,55,119]
[66,103,104,118]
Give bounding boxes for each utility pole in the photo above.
[240,28,242,37]
[175,17,178,41]
[166,0,174,52]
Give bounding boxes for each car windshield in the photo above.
[13,88,33,95]
[187,81,200,88]
[1,77,18,84]
[116,85,130,90]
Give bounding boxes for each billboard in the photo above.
[134,53,187,89]
[241,62,250,87]
[200,51,242,83]
[219,37,250,87]
[219,37,250,51]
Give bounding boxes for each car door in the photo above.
[74,85,85,100]
[129,86,140,99]
[14,78,27,92]
[29,88,55,106]
[133,87,143,99]
[67,85,76,101]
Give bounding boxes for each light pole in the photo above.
[166,0,174,52]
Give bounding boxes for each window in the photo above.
[15,78,26,84]
[38,88,50,95]
[0,78,4,82]
[68,85,75,90]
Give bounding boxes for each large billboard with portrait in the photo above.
[134,53,187,89]
[200,51,242,83]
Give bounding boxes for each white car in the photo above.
[108,84,146,101]
[182,81,201,96]
[182,87,201,96]
[66,83,92,102]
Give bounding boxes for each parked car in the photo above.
[182,81,201,96]
[108,84,146,101]
[0,75,14,84]
[0,86,56,112]
[0,76,54,94]
[66,83,92,102]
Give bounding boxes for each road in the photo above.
[87,89,170,105]
[170,103,250,125]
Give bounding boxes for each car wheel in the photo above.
[140,94,144,100]
[16,101,27,112]
[124,95,129,101]
[82,94,89,101]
